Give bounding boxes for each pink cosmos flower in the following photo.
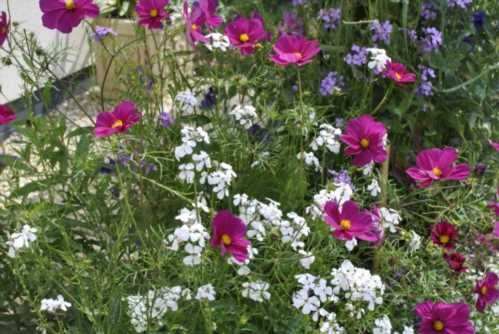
[211,210,251,263]
[40,0,100,34]
[384,62,417,85]
[0,11,9,47]
[225,12,269,55]
[443,252,467,273]
[474,272,499,312]
[136,0,170,30]
[0,104,16,125]
[489,201,499,216]
[94,101,141,138]
[340,115,388,167]
[494,222,499,238]
[489,140,499,151]
[406,147,470,188]
[431,221,458,249]
[183,0,208,44]
[199,0,222,29]
[415,301,474,334]
[270,34,320,66]
[324,200,379,243]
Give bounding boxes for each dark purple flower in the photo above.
[474,163,487,176]
[291,0,306,5]
[200,87,216,109]
[370,20,392,45]
[320,71,345,96]
[278,11,304,36]
[344,44,368,66]
[318,8,341,30]
[472,11,486,29]
[443,252,467,273]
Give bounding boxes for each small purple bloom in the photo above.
[473,11,486,29]
[417,65,436,97]
[200,87,216,109]
[421,2,437,21]
[370,20,392,45]
[159,111,175,128]
[320,71,345,96]
[344,44,368,66]
[448,0,473,9]
[420,27,443,53]
[318,8,341,30]
[278,11,304,36]
[329,170,354,189]
[291,0,306,5]
[92,26,117,41]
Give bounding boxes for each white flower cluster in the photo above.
[373,315,415,334]
[195,284,216,301]
[305,184,353,219]
[200,162,237,200]
[40,295,71,313]
[310,124,342,154]
[297,151,321,172]
[205,33,231,52]
[126,286,191,333]
[367,179,381,197]
[292,274,344,333]
[230,104,259,129]
[367,48,391,73]
[241,280,271,303]
[233,194,314,269]
[175,90,199,116]
[379,207,402,233]
[164,208,210,266]
[6,224,38,258]
[175,126,210,160]
[293,261,385,333]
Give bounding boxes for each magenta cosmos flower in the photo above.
[0,11,9,47]
[225,12,269,55]
[340,115,388,167]
[494,222,499,238]
[183,0,208,44]
[431,221,458,249]
[94,101,141,138]
[415,301,474,334]
[0,104,16,125]
[489,140,499,152]
[136,0,170,30]
[324,200,379,243]
[211,210,251,263]
[474,272,499,312]
[443,252,467,273]
[270,34,320,66]
[406,147,470,188]
[384,62,417,85]
[40,0,100,34]
[199,0,222,29]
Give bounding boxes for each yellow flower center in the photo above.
[360,138,370,148]
[340,219,352,231]
[150,8,159,18]
[293,52,303,59]
[239,33,250,42]
[111,119,124,129]
[432,320,444,331]
[395,72,402,80]
[65,0,76,10]
[480,286,488,295]
[191,23,198,30]
[432,167,442,177]
[221,234,232,246]
[439,234,450,244]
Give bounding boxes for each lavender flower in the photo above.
[370,20,392,45]
[159,111,175,128]
[344,45,368,66]
[421,2,437,21]
[291,0,306,6]
[278,11,304,35]
[320,72,345,96]
[329,170,354,189]
[318,8,341,30]
[420,27,443,53]
[91,26,117,41]
[448,0,473,9]
[417,65,436,97]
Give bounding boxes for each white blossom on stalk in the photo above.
[241,281,271,302]
[373,315,392,334]
[201,162,237,199]
[175,90,199,116]
[297,151,321,171]
[205,33,230,51]
[229,104,258,129]
[310,124,342,154]
[195,284,216,301]
[178,163,195,184]
[6,225,37,258]
[379,207,402,233]
[40,295,71,313]
[175,126,210,160]
[367,48,391,74]
[367,179,381,197]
